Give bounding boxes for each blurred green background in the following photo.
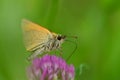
[0,0,120,80]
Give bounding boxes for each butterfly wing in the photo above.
[22,19,53,51]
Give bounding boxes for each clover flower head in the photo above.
[27,54,75,80]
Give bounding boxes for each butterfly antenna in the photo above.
[65,35,78,39]
[65,39,77,61]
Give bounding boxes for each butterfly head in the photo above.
[52,32,66,41]
[56,35,66,41]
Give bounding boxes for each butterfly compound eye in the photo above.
[57,35,62,40]
[57,35,66,40]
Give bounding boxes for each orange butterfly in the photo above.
[22,19,66,60]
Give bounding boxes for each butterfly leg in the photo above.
[27,49,44,61]
[57,47,63,58]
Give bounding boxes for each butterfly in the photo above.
[22,19,66,60]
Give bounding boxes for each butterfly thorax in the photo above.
[44,34,65,51]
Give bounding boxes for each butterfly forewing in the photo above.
[22,19,52,51]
